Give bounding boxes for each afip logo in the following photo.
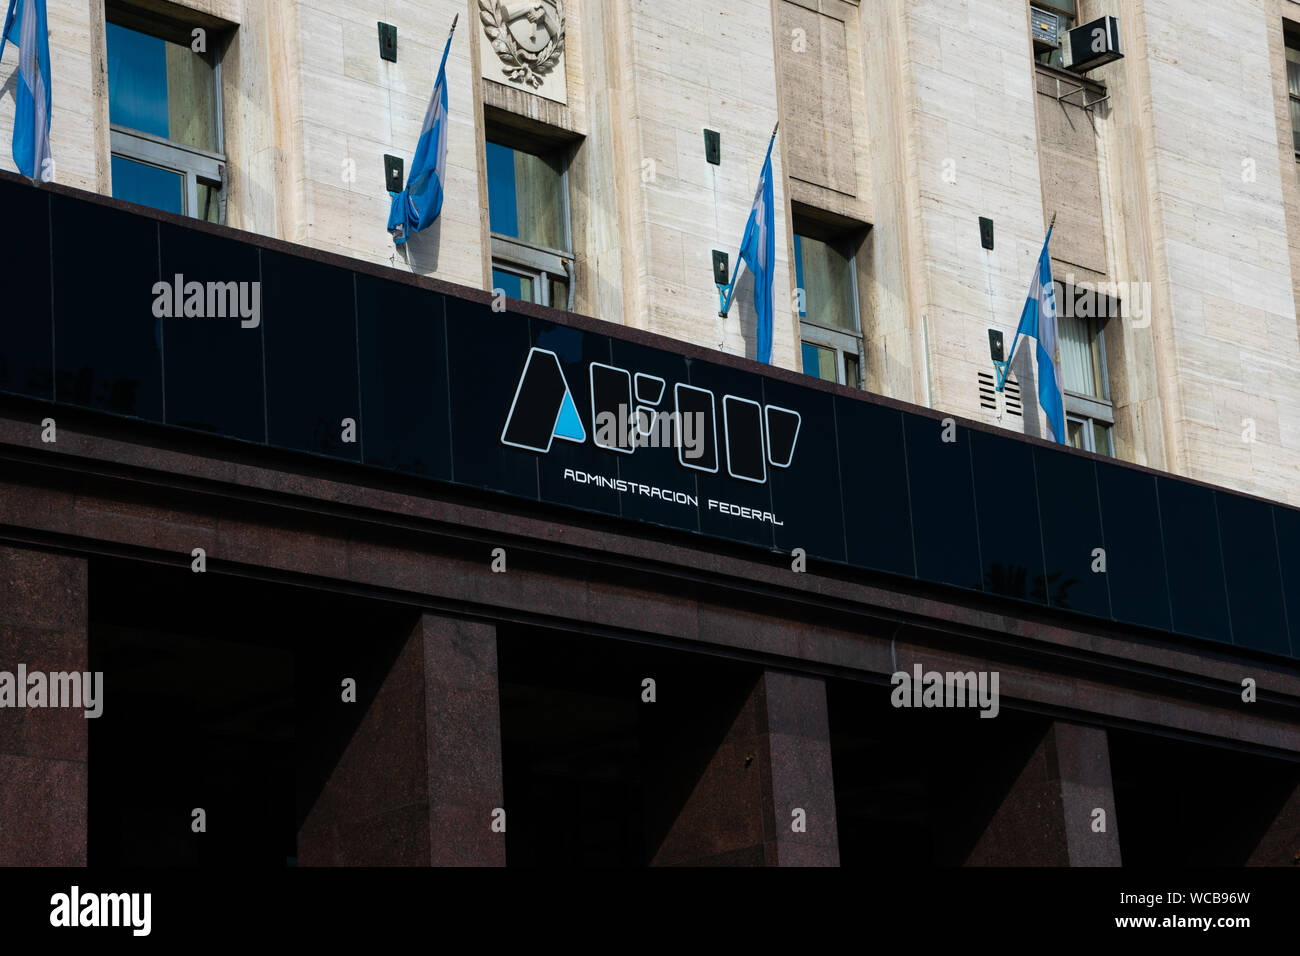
[500,347,801,484]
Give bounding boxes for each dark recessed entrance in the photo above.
[828,676,1052,866]
[497,627,763,867]
[88,557,412,866]
[1110,729,1300,866]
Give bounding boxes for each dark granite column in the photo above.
[298,614,505,866]
[0,546,88,865]
[759,670,840,866]
[966,721,1122,866]
[647,669,840,866]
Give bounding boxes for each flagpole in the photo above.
[997,211,1056,391]
[718,121,780,318]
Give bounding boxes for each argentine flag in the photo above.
[0,0,53,181]
[722,136,776,365]
[1012,229,1066,444]
[388,27,453,245]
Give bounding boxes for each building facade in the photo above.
[0,0,1298,867]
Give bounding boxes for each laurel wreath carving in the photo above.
[479,0,565,89]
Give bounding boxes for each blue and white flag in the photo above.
[1009,228,1066,444]
[721,133,776,365]
[388,24,454,245]
[0,0,53,181]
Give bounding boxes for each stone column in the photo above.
[759,670,841,866]
[0,546,88,865]
[298,614,505,866]
[647,669,840,866]
[966,720,1122,866]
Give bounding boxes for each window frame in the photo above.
[490,244,572,310]
[800,328,862,388]
[1056,282,1116,456]
[792,224,865,389]
[105,9,227,223]
[1286,34,1300,159]
[485,134,574,311]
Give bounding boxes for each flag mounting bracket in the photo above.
[712,250,731,315]
[995,212,1057,393]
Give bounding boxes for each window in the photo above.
[1287,35,1300,156]
[1029,0,1076,69]
[1056,283,1115,457]
[486,136,572,309]
[106,8,225,222]
[794,229,863,388]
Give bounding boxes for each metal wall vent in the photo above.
[978,371,1022,418]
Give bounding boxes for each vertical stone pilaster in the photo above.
[760,669,840,866]
[966,720,1121,866]
[0,546,88,866]
[298,613,504,866]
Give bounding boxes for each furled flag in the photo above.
[1003,224,1066,444]
[388,17,456,245]
[0,0,53,181]
[719,126,777,365]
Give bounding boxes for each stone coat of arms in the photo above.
[479,0,566,89]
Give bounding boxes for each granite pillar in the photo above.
[648,669,839,866]
[966,720,1122,866]
[298,613,504,866]
[0,545,88,865]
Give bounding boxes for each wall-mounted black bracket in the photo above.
[384,155,404,193]
[378,22,397,62]
[704,129,721,166]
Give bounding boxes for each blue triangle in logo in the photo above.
[553,388,586,443]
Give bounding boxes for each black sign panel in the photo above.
[3,176,1299,663]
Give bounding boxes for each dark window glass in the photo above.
[1095,462,1171,631]
[836,400,913,577]
[767,381,843,564]
[971,430,1046,604]
[532,320,620,517]
[801,341,836,382]
[687,361,774,551]
[1157,477,1231,644]
[905,414,981,590]
[356,275,452,479]
[794,233,857,330]
[106,23,169,138]
[1274,506,1300,658]
[1033,447,1109,617]
[111,155,184,215]
[158,223,264,442]
[1216,493,1289,656]
[106,21,219,153]
[260,251,359,461]
[52,194,163,421]
[607,339,698,535]
[0,180,52,399]
[485,140,566,251]
[445,296,537,499]
[492,268,534,304]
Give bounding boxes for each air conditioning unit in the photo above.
[1063,16,1124,72]
[1029,6,1062,50]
